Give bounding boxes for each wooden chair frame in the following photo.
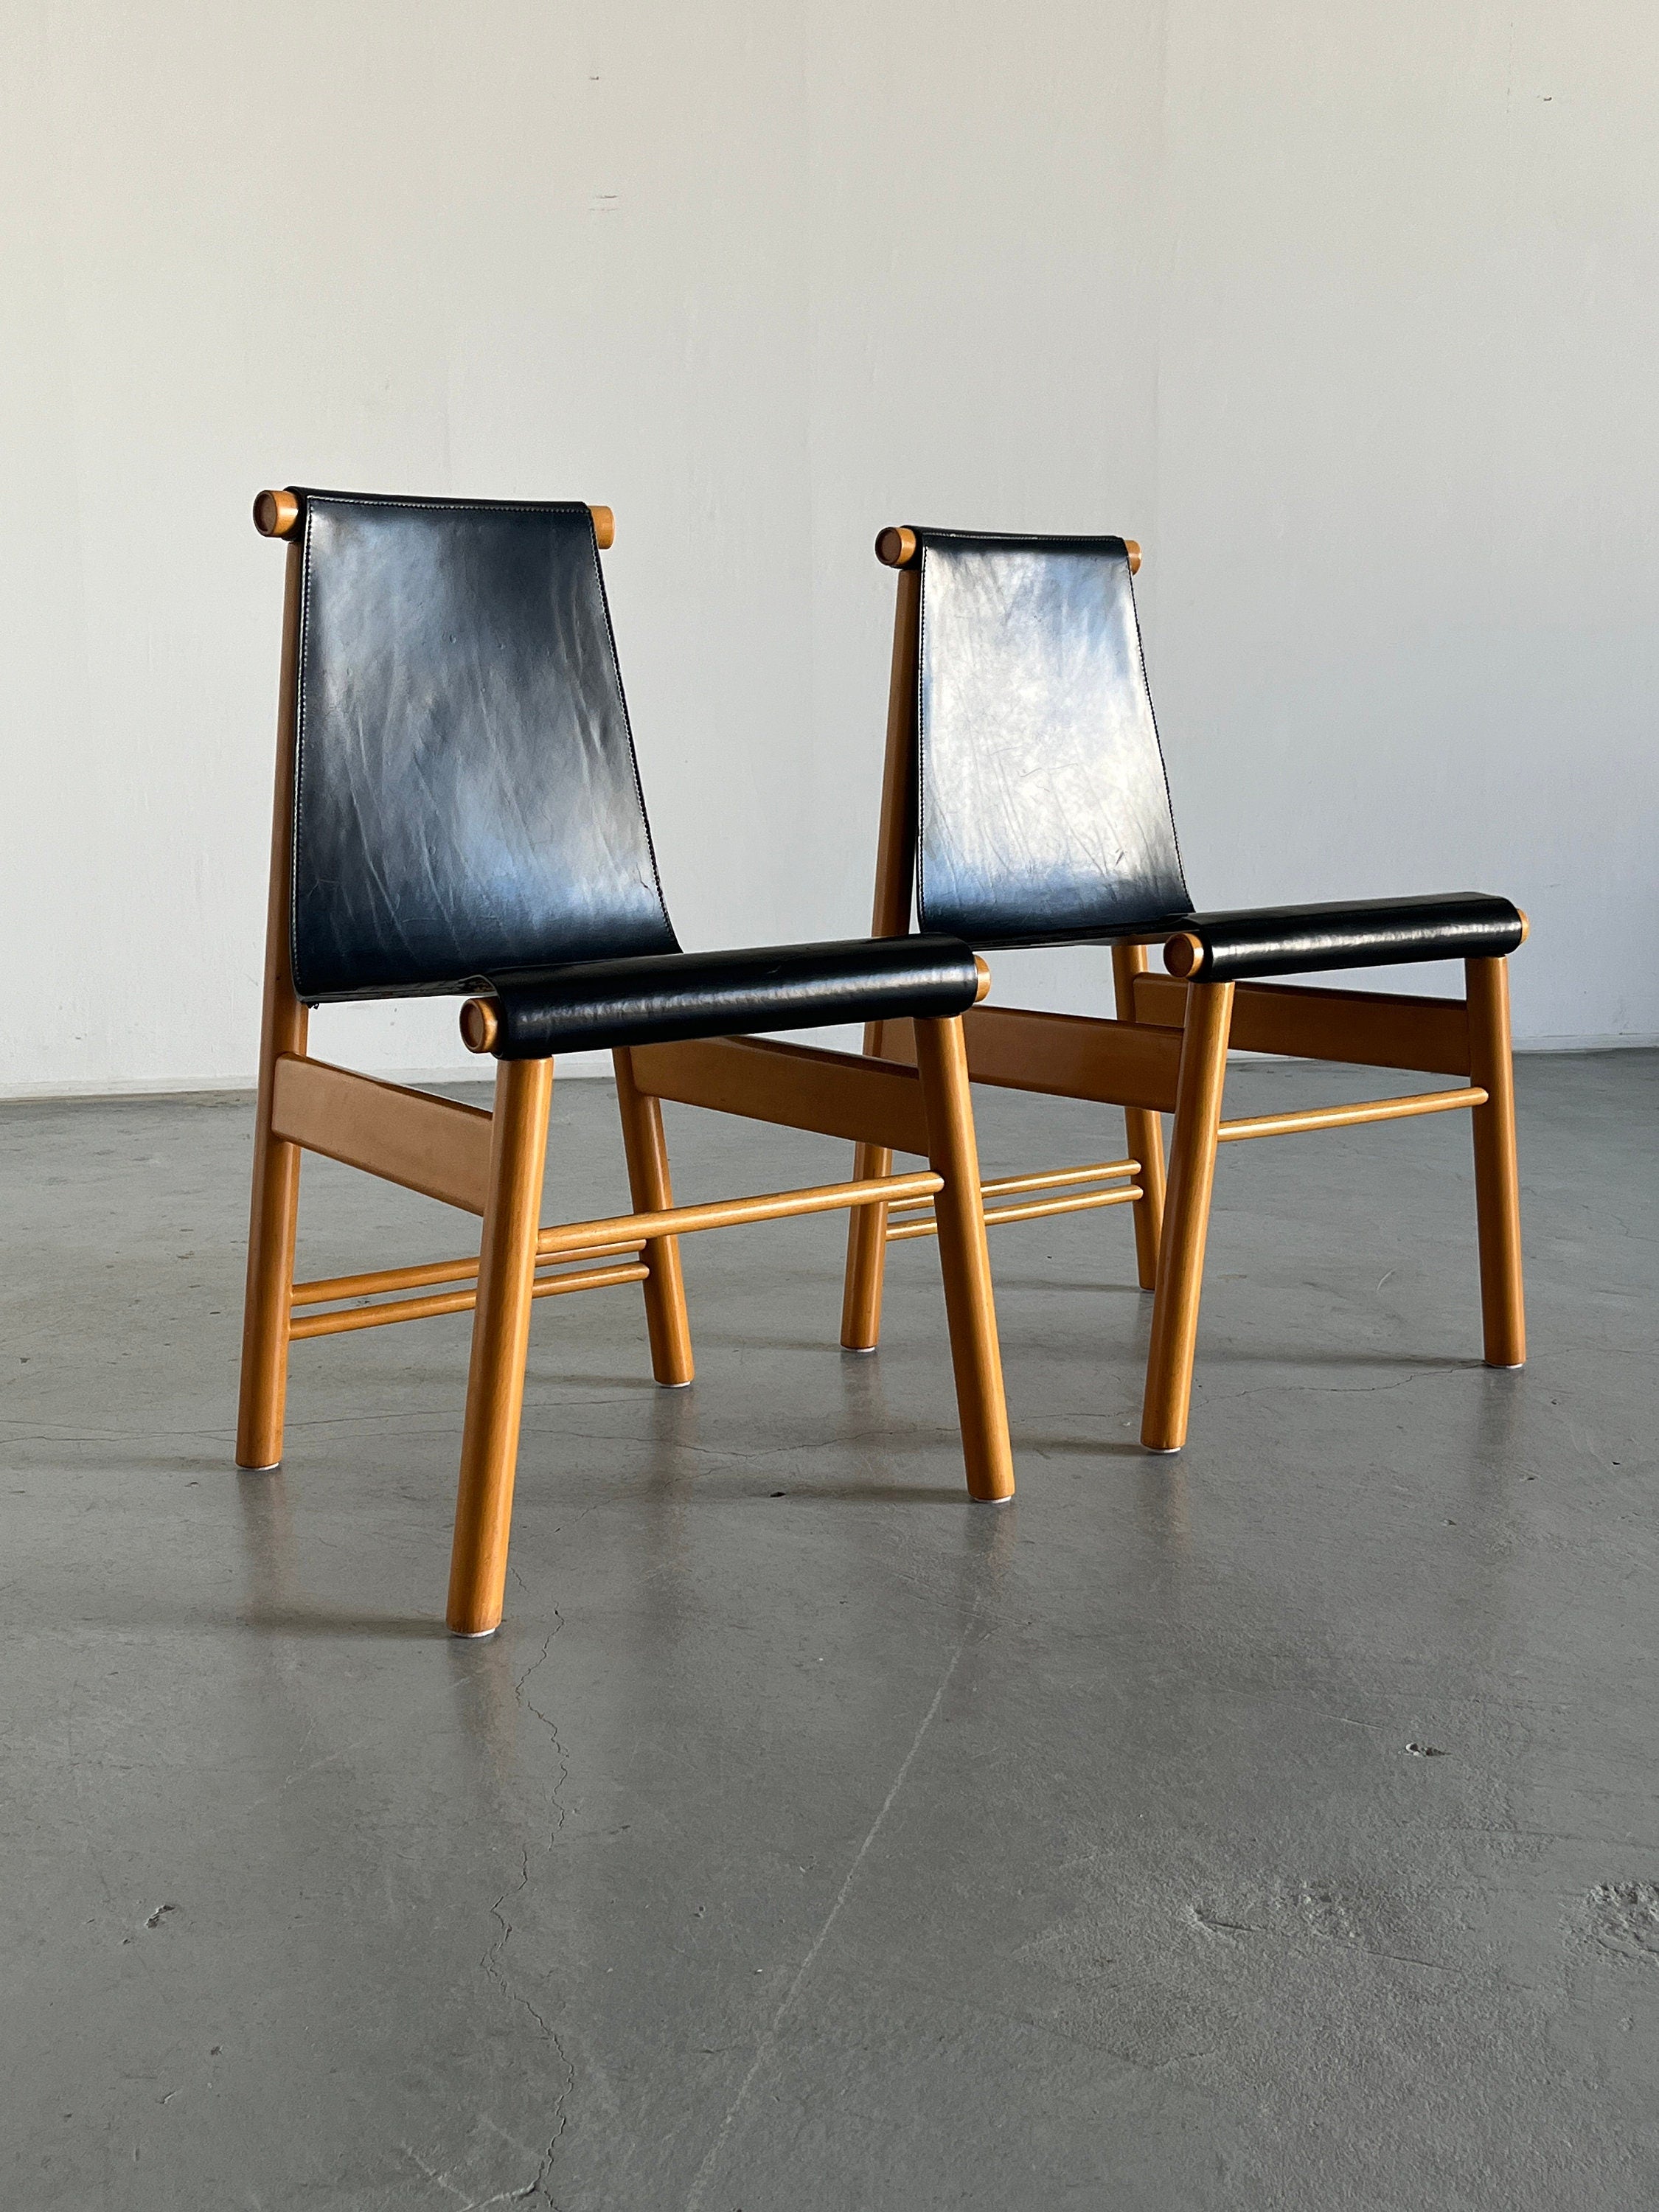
[841,542,1526,1452]
[237,506,1013,1639]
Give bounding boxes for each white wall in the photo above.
[4,1,1654,1095]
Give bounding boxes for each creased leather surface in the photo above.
[289,493,677,1002]
[484,936,981,1060]
[913,530,1192,945]
[1166,894,1526,981]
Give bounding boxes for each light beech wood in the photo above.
[1217,1087,1486,1142]
[633,1034,931,1155]
[460,999,499,1053]
[886,1182,1144,1243]
[270,1054,495,1215]
[842,563,923,1349]
[874,525,1141,575]
[913,1016,1014,1502]
[532,1169,942,1259]
[1132,971,1472,1076]
[1113,942,1166,1288]
[252,492,615,551]
[236,540,308,1469]
[447,1057,556,1637]
[1141,982,1234,1451]
[291,1261,648,1340]
[252,489,301,539]
[291,1238,647,1307]
[613,1047,695,1386]
[1465,957,1526,1366]
[1163,932,1203,978]
[887,1156,1139,1211]
[961,1005,1182,1111]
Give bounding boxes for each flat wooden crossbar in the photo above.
[888,1182,1144,1244]
[1133,973,1473,1076]
[271,1054,493,1213]
[1217,1086,1486,1143]
[630,1034,932,1154]
[878,1007,1183,1113]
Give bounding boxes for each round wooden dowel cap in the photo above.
[1124,538,1141,574]
[973,956,992,1004]
[459,998,501,1054]
[253,488,301,540]
[1515,907,1529,945]
[875,525,919,568]
[1163,932,1204,979]
[589,504,615,550]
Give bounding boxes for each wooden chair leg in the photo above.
[841,1138,893,1350]
[1465,957,1526,1368]
[1141,981,1234,1452]
[613,1048,695,1387]
[235,988,308,1470]
[913,1015,1015,1503]
[1113,943,1166,1290]
[447,1057,556,1637]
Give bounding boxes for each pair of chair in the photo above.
[236,490,1526,1637]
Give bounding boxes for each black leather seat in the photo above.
[908,526,1520,978]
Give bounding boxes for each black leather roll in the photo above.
[1165,894,1526,982]
[479,935,982,1060]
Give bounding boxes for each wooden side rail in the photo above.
[888,1181,1144,1244]
[886,1155,1139,1213]
[270,1055,493,1214]
[535,1169,942,1259]
[630,1034,933,1155]
[1132,973,1472,1076]
[291,1259,649,1340]
[877,1007,1183,1113]
[292,1236,646,1307]
[1217,1086,1486,1144]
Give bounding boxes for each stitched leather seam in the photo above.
[577,514,681,955]
[1121,554,1193,917]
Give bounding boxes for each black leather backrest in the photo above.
[913,530,1192,944]
[288,492,678,1002]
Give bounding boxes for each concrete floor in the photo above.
[1,1052,1655,2210]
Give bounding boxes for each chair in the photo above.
[236,490,1014,1637]
[840,525,1527,1451]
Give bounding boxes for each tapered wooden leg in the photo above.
[1141,981,1234,1452]
[841,1012,894,1350]
[447,1057,555,1637]
[913,1015,1015,1502]
[1465,957,1526,1367]
[235,997,309,1469]
[841,1138,893,1350]
[613,1048,694,1387]
[1113,943,1166,1290]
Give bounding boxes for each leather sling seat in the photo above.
[478,935,981,1059]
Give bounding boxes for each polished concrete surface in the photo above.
[3,1053,1655,2209]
